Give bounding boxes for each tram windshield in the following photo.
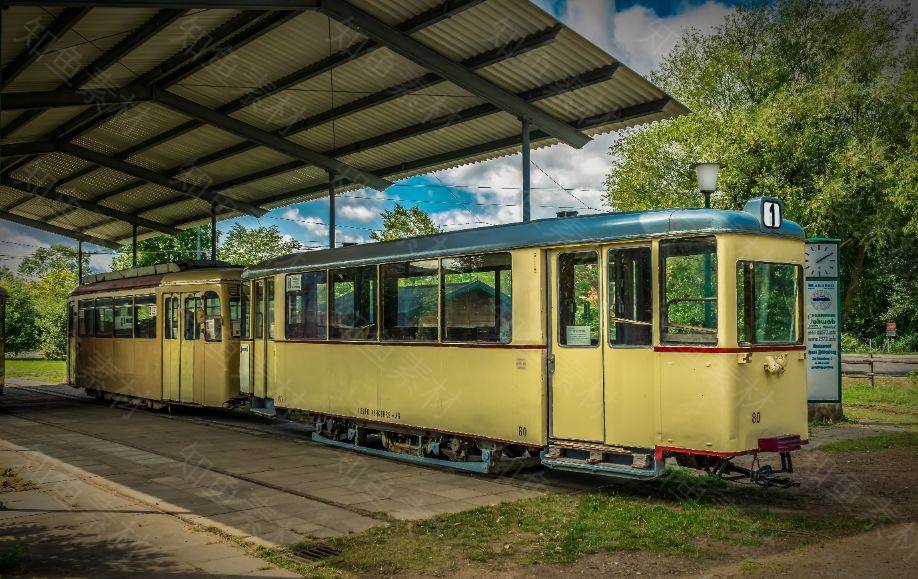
[737,262,802,345]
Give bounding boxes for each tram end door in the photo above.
[179,293,202,404]
[251,278,275,416]
[548,248,605,443]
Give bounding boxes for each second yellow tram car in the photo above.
[241,197,808,483]
[67,261,245,409]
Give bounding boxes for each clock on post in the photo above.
[805,238,842,414]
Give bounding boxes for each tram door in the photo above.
[549,248,605,442]
[67,302,77,385]
[179,294,202,403]
[162,294,181,400]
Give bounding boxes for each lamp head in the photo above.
[692,162,723,193]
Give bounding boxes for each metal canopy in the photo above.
[0,0,687,247]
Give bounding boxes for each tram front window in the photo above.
[737,262,802,345]
[660,237,718,344]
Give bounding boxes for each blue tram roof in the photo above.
[243,197,804,279]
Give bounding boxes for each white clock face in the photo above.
[805,243,838,278]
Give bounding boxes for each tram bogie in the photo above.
[240,197,809,483]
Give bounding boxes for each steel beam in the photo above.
[1,9,184,136]
[0,210,120,250]
[521,116,530,222]
[0,176,182,236]
[0,8,89,90]
[1,87,153,111]
[0,1,318,8]
[91,64,621,224]
[328,170,335,249]
[80,0,485,162]
[58,142,267,217]
[152,89,391,191]
[1,139,59,157]
[320,0,590,148]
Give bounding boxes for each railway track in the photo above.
[3,384,607,504]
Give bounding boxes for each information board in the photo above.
[805,239,842,403]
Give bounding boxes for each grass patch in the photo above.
[841,378,918,425]
[819,431,918,453]
[4,359,66,384]
[0,467,38,494]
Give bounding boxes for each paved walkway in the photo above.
[0,382,543,574]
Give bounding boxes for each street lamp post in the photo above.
[692,162,722,330]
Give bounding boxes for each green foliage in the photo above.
[605,0,917,342]
[0,269,39,356]
[370,203,442,241]
[111,226,215,270]
[5,360,66,383]
[219,223,302,266]
[30,267,77,360]
[18,244,86,277]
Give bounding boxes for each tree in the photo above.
[0,268,39,356]
[30,267,76,360]
[111,226,215,270]
[370,204,442,241]
[18,244,87,278]
[219,223,303,265]
[604,0,916,341]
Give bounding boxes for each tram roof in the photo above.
[1,0,687,250]
[243,198,805,279]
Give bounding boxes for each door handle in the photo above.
[547,354,556,374]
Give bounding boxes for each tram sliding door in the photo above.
[252,280,268,400]
[549,248,605,442]
[162,295,181,401]
[180,294,202,403]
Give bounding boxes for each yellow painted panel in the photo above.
[603,348,657,447]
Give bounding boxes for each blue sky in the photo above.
[1,1,737,273]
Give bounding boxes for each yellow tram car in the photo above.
[241,197,808,483]
[67,261,245,409]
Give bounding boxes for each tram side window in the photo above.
[94,297,114,338]
[330,266,377,340]
[286,272,327,340]
[78,300,94,337]
[134,294,156,339]
[184,297,201,340]
[381,260,439,342]
[608,247,652,346]
[239,282,250,339]
[442,253,512,343]
[660,237,718,344]
[163,297,178,339]
[558,252,600,346]
[737,261,802,345]
[254,282,265,339]
[266,279,275,339]
[204,291,222,342]
[229,296,241,339]
[113,297,134,338]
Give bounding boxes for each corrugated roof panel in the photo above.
[143,196,211,224]
[3,105,91,141]
[178,146,290,185]
[221,163,327,200]
[1,7,62,67]
[9,151,90,186]
[107,183,179,212]
[0,187,31,208]
[129,123,246,171]
[14,195,72,220]
[77,102,190,154]
[352,0,443,27]
[60,165,141,198]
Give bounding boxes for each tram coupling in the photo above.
[706,452,799,488]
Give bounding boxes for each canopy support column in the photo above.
[210,204,218,261]
[131,224,138,268]
[328,169,336,249]
[77,241,83,285]
[521,116,531,222]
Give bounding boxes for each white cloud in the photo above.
[337,203,377,222]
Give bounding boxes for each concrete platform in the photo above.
[0,382,552,574]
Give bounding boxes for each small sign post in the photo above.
[804,238,842,420]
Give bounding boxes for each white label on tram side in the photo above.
[805,279,840,402]
[566,325,592,346]
[286,275,302,292]
[149,305,157,315]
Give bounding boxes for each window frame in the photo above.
[607,245,652,348]
[440,251,513,344]
[285,271,328,341]
[659,236,719,345]
[134,294,157,339]
[736,260,804,346]
[94,297,114,338]
[556,249,601,348]
[329,265,378,341]
[380,259,441,343]
[113,296,134,339]
[203,290,222,342]
[184,296,201,341]
[78,299,94,337]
